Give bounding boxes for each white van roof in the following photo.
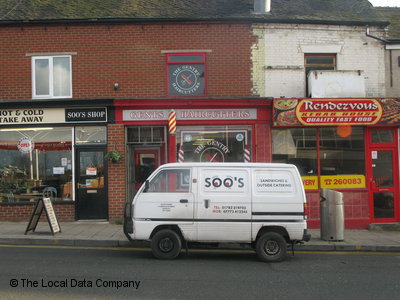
[159,162,298,169]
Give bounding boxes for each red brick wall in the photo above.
[107,124,126,222]
[0,203,75,222]
[0,22,254,100]
[306,190,370,229]
[254,123,271,162]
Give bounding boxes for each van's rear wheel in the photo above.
[256,232,287,262]
[151,229,182,259]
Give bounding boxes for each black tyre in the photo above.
[256,232,287,262]
[151,229,182,259]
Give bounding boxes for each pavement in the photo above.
[0,221,400,252]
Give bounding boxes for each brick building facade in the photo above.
[1,0,398,228]
[0,20,263,222]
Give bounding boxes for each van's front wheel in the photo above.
[151,229,182,259]
[256,232,287,262]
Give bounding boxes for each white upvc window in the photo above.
[32,55,72,98]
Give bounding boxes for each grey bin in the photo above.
[320,188,344,241]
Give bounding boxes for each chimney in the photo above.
[254,0,271,14]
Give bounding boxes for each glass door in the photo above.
[367,128,399,222]
[370,149,396,220]
[76,148,107,220]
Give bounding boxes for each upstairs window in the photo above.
[32,56,72,99]
[167,53,206,96]
[305,54,336,96]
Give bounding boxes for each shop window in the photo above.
[127,126,165,144]
[32,56,72,99]
[371,130,394,144]
[272,128,317,176]
[177,126,252,163]
[75,127,107,144]
[0,127,73,203]
[320,127,364,176]
[167,53,205,96]
[272,127,365,189]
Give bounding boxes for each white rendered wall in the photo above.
[251,23,386,98]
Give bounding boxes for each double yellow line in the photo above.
[0,244,399,256]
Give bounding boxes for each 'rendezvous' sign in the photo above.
[295,98,383,126]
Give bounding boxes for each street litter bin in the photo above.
[320,188,344,241]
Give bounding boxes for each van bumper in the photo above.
[302,229,311,242]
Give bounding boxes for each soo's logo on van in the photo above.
[205,176,244,189]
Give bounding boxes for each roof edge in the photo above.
[0,17,389,27]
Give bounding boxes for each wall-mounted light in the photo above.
[114,83,120,90]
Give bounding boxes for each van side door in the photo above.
[134,168,194,225]
[197,167,251,242]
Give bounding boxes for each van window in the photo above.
[146,169,190,193]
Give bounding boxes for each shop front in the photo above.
[114,98,271,201]
[272,98,400,228]
[0,101,112,221]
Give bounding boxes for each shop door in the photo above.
[367,128,399,222]
[76,149,108,220]
[135,150,159,190]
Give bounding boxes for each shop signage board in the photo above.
[0,107,107,125]
[0,108,65,125]
[25,197,61,235]
[301,176,319,190]
[273,98,400,127]
[123,109,257,121]
[320,175,366,189]
[301,175,366,190]
[65,108,107,122]
[296,99,382,126]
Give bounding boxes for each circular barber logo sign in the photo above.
[200,147,225,162]
[17,137,34,153]
[170,65,203,95]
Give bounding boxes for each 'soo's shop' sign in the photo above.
[296,99,382,126]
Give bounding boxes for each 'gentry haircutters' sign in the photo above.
[296,98,382,126]
[123,109,257,121]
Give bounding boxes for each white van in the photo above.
[124,163,311,262]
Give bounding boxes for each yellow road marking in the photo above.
[0,244,399,255]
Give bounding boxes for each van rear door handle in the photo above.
[180,199,188,203]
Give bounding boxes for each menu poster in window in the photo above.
[25,198,61,235]
[86,167,97,176]
[53,167,65,175]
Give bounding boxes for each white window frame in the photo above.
[32,55,72,99]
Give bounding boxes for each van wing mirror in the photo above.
[143,180,150,192]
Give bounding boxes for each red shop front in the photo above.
[114,98,272,201]
[272,98,400,229]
